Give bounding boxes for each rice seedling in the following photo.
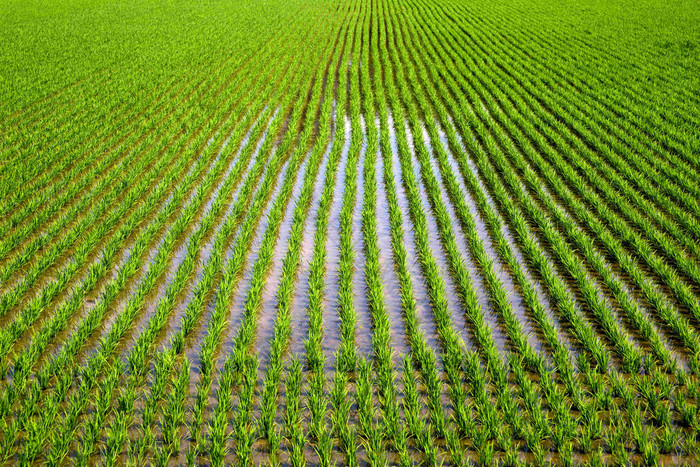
[1,0,698,462]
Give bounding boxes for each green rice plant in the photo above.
[355,358,375,442]
[380,17,556,458]
[3,0,700,462]
[474,432,495,467]
[440,1,700,252]
[159,359,190,462]
[251,9,352,460]
[284,358,306,467]
[0,14,328,464]
[658,424,679,455]
[59,362,121,466]
[315,427,335,467]
[400,10,688,442]
[0,52,242,319]
[0,73,196,257]
[5,79,242,379]
[640,437,661,466]
[400,356,422,435]
[358,389,388,466]
[684,432,699,458]
[207,358,234,467]
[448,0,700,192]
[0,58,218,216]
[674,392,697,428]
[439,36,700,340]
[330,362,357,465]
[445,428,465,467]
[355,5,410,458]
[232,355,258,467]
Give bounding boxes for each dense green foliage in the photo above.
[1,0,699,463]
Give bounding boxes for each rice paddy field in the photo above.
[1,0,699,464]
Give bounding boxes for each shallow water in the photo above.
[63,156,212,363]
[403,118,473,350]
[429,120,547,357]
[218,152,298,364]
[418,122,510,356]
[350,117,373,358]
[386,113,452,356]
[322,116,351,367]
[446,115,581,361]
[374,116,409,363]
[285,132,336,362]
[122,122,253,355]
[172,139,292,378]
[157,113,278,352]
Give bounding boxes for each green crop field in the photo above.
[1,0,699,464]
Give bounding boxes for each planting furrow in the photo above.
[321,115,351,364]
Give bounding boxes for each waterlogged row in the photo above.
[1,0,699,464]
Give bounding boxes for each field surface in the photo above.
[1,0,700,464]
